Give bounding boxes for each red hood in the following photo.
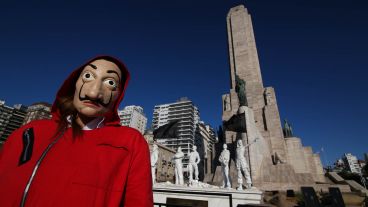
[51,55,130,126]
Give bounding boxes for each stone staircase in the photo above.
[327,172,368,196]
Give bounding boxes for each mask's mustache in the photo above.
[79,95,110,107]
[78,82,112,108]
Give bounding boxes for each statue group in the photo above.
[151,145,201,186]
[171,145,201,186]
[219,139,256,190]
[150,139,256,191]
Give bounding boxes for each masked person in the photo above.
[0,56,153,207]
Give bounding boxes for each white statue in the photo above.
[172,147,184,185]
[219,144,231,189]
[188,145,200,183]
[150,144,159,184]
[236,139,257,190]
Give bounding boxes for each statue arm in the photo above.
[153,153,158,163]
[173,153,181,159]
[219,154,223,162]
[195,153,200,164]
[151,154,158,167]
[244,138,259,148]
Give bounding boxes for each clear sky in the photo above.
[0,0,367,165]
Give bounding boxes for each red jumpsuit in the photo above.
[0,56,153,207]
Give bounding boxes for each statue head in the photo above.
[192,145,197,151]
[237,139,243,147]
[223,144,227,150]
[153,144,158,151]
[177,146,182,152]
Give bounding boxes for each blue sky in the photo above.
[0,0,367,165]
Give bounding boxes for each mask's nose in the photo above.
[85,81,104,100]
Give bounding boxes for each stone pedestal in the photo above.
[153,184,262,207]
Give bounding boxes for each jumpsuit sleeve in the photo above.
[122,133,153,207]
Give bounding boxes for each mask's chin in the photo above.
[74,105,107,126]
[72,90,118,127]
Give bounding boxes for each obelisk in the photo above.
[218,5,325,190]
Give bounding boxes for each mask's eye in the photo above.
[104,79,118,89]
[81,71,95,82]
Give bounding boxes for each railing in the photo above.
[153,189,233,207]
[154,203,192,207]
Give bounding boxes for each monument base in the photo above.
[153,183,262,207]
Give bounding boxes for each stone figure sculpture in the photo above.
[265,90,273,105]
[235,74,248,106]
[272,151,286,165]
[224,94,231,111]
[219,144,231,189]
[150,144,159,184]
[236,139,258,190]
[283,119,293,138]
[188,145,201,183]
[172,147,184,185]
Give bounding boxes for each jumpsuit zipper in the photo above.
[20,128,66,207]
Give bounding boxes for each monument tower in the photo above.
[217,5,325,191]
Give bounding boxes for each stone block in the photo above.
[153,185,262,207]
[344,180,368,195]
[326,172,345,183]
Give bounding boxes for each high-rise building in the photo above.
[23,102,52,125]
[342,153,362,174]
[118,105,147,134]
[0,101,28,145]
[152,97,200,168]
[195,121,217,180]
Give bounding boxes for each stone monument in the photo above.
[213,5,325,191]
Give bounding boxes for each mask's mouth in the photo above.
[79,95,110,108]
[81,100,102,108]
